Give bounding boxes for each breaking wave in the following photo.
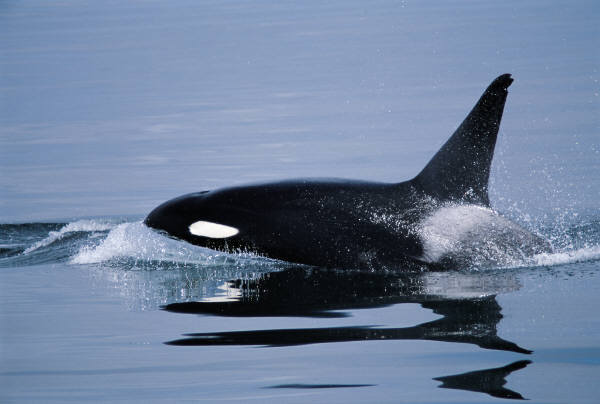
[23,219,115,255]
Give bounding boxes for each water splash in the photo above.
[530,245,600,267]
[23,219,116,255]
[70,221,281,271]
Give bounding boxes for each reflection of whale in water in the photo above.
[434,360,532,400]
[163,267,532,399]
[164,267,530,354]
[145,74,551,270]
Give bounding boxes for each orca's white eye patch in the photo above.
[189,221,239,238]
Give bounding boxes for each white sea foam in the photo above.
[529,245,600,267]
[72,221,198,264]
[70,221,266,267]
[23,219,116,255]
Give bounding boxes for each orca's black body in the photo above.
[145,74,551,270]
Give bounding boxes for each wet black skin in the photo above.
[145,179,428,269]
[145,74,551,270]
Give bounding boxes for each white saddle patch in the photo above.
[418,205,507,263]
[189,221,239,238]
[417,204,548,268]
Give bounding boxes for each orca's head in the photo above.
[145,192,205,241]
[144,191,241,247]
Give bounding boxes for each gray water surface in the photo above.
[1,1,599,403]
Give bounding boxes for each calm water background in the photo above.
[1,1,599,403]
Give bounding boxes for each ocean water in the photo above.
[1,1,599,403]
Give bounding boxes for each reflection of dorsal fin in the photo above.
[412,74,513,206]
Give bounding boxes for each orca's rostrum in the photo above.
[145,74,552,270]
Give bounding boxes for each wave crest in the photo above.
[23,219,116,255]
[530,245,600,267]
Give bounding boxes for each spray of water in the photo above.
[70,221,281,271]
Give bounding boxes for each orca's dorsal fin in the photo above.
[412,74,513,206]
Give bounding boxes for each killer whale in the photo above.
[145,74,552,270]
